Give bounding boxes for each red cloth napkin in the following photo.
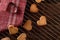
[0,0,26,31]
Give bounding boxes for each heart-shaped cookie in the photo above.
[30,4,39,13]
[1,37,10,40]
[17,33,27,40]
[8,25,18,34]
[35,0,44,3]
[23,20,32,31]
[35,0,42,3]
[37,16,47,26]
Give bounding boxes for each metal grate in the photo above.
[0,0,60,40]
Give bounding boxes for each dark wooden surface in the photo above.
[0,0,60,40]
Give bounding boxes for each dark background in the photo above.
[0,0,60,40]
